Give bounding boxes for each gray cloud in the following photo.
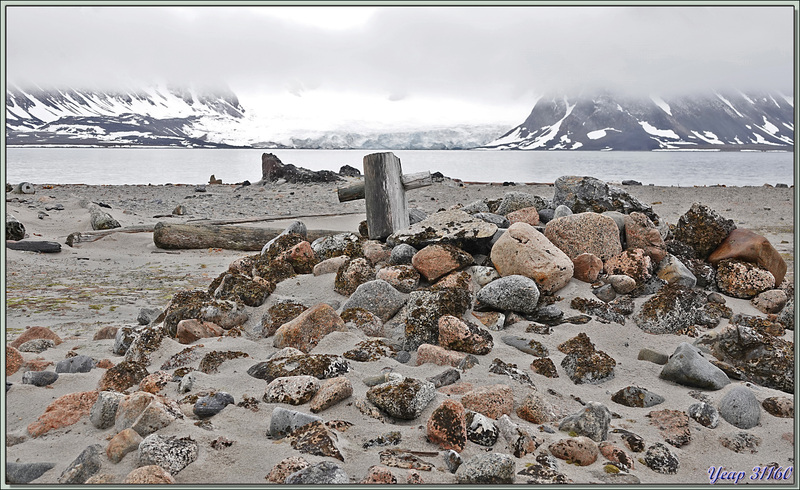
[6,5,794,102]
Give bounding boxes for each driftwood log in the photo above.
[337,171,432,202]
[66,225,155,247]
[7,240,61,253]
[153,222,343,251]
[12,182,35,195]
[6,214,26,241]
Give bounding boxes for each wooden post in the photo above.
[363,152,409,240]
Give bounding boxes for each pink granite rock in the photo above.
[273,303,347,353]
[544,212,623,262]
[459,384,514,419]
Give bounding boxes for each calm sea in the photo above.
[4,148,796,187]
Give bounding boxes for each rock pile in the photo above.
[6,174,793,484]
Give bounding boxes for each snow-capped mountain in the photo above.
[483,90,794,151]
[6,84,247,147]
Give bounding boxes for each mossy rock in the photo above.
[198,350,250,374]
[262,301,309,338]
[246,354,350,382]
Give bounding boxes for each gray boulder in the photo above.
[552,175,660,224]
[718,385,761,429]
[476,275,540,314]
[659,343,730,390]
[341,280,408,322]
[455,453,516,484]
[285,461,349,484]
[558,401,611,442]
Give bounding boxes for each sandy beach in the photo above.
[4,177,795,485]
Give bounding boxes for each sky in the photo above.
[4,4,796,131]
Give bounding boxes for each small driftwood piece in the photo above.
[337,171,432,202]
[88,203,121,230]
[6,214,26,241]
[66,225,155,247]
[12,182,35,195]
[7,240,61,253]
[153,222,343,251]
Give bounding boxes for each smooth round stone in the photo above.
[718,385,761,429]
[659,343,730,390]
[389,244,417,265]
[194,392,235,418]
[394,351,411,364]
[21,371,59,387]
[553,205,573,219]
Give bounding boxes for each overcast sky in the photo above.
[5,5,795,129]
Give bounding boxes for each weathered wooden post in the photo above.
[339,152,432,240]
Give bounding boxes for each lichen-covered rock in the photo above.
[334,257,375,296]
[288,420,344,461]
[709,228,786,285]
[490,222,574,294]
[688,402,720,428]
[648,409,691,447]
[341,279,408,322]
[340,307,385,337]
[426,399,467,451]
[9,326,63,349]
[552,175,659,224]
[605,248,652,282]
[403,287,471,350]
[659,342,730,390]
[569,296,628,325]
[260,301,308,338]
[696,324,793,393]
[387,209,497,250]
[115,391,180,436]
[412,243,474,282]
[273,303,347,353]
[516,392,555,424]
[558,333,616,385]
[268,407,323,439]
[265,457,309,483]
[719,432,762,454]
[495,191,549,216]
[466,411,499,446]
[437,315,494,355]
[376,265,420,293]
[123,465,175,484]
[762,396,793,418]
[161,289,247,338]
[281,240,318,274]
[264,375,321,405]
[28,391,100,438]
[475,274,540,314]
[285,461,349,484]
[97,361,149,392]
[549,437,599,466]
[247,354,350,382]
[367,377,436,420]
[530,357,559,378]
[18,338,56,353]
[496,414,540,458]
[213,272,274,307]
[343,339,397,362]
[198,350,249,374]
[311,232,364,261]
[455,453,516,484]
[138,370,171,394]
[558,401,611,442]
[611,386,665,408]
[673,203,735,260]
[544,212,623,262]
[643,443,679,474]
[634,284,723,334]
[460,384,514,419]
[716,259,776,299]
[137,434,198,475]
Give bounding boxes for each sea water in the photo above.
[4,147,795,187]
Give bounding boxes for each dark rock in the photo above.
[194,392,235,418]
[97,360,149,392]
[198,350,249,374]
[559,401,612,442]
[395,351,411,363]
[137,434,199,475]
[21,370,59,387]
[659,342,730,390]
[427,368,461,388]
[261,301,308,338]
[55,355,94,374]
[137,307,162,325]
[762,396,793,418]
[538,208,555,224]
[688,402,720,428]
[569,296,627,325]
[57,444,103,484]
[611,386,665,408]
[643,443,679,474]
[673,203,735,260]
[455,453,516,484]
[339,164,361,177]
[466,410,499,446]
[285,461,349,484]
[594,284,616,302]
[367,377,436,420]
[656,254,697,287]
[552,175,659,224]
[247,354,350,382]
[213,273,273,307]
[718,385,761,429]
[389,243,417,265]
[260,152,342,184]
[427,400,467,452]
[622,179,642,186]
[530,357,559,378]
[558,333,616,384]
[6,462,56,484]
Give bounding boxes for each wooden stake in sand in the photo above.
[337,152,432,240]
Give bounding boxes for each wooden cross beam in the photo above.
[337,152,432,240]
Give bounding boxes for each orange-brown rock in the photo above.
[415,344,467,367]
[572,253,603,283]
[9,326,63,349]
[411,243,473,282]
[139,371,172,394]
[7,345,24,376]
[176,319,224,344]
[93,326,119,341]
[459,384,514,419]
[273,303,347,353]
[708,228,786,285]
[506,206,540,226]
[123,466,175,484]
[107,428,143,463]
[28,391,99,438]
[426,399,467,451]
[625,212,667,262]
